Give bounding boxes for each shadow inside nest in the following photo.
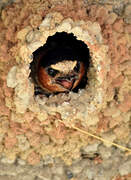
[30,32,91,97]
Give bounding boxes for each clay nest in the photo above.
[0,0,131,165]
[3,11,111,164]
[7,12,110,127]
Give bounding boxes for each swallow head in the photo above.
[37,59,86,94]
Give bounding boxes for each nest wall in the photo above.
[0,0,131,165]
[7,12,110,126]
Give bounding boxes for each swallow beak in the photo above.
[56,75,77,90]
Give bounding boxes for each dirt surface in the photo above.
[0,0,131,179]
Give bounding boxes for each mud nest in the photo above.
[1,1,130,165]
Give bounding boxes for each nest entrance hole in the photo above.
[30,32,90,97]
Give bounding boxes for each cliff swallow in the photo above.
[30,32,90,96]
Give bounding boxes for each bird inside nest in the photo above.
[30,32,90,96]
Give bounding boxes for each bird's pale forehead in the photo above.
[51,60,77,73]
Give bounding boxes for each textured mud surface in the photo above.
[0,0,131,179]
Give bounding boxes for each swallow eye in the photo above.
[74,61,80,72]
[47,67,59,77]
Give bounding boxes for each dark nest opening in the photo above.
[30,32,91,97]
